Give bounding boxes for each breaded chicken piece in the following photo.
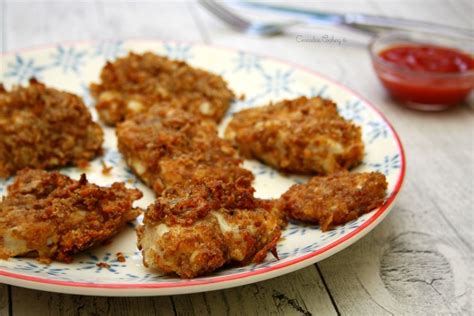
[0,79,103,178]
[0,169,142,263]
[90,52,235,126]
[278,172,387,231]
[225,96,364,175]
[116,105,253,195]
[137,178,281,278]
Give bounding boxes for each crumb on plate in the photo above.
[101,160,113,175]
[96,262,111,269]
[116,252,126,262]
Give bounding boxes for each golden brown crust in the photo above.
[278,172,387,231]
[225,96,364,175]
[90,52,235,125]
[137,179,281,278]
[116,105,253,195]
[144,177,256,227]
[0,79,103,178]
[0,169,142,263]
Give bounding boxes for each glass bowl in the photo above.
[369,30,474,111]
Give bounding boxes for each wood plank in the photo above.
[0,285,9,316]
[172,266,336,316]
[368,0,471,27]
[443,0,473,26]
[3,1,202,51]
[1,0,5,78]
[0,0,4,53]
[10,286,175,316]
[10,266,338,316]
[318,179,473,314]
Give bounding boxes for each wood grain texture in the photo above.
[0,285,8,316]
[2,0,474,315]
[10,286,175,316]
[3,1,202,51]
[172,266,336,316]
[318,182,472,314]
[9,267,336,316]
[1,0,4,78]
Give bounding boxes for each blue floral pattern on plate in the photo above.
[0,40,404,292]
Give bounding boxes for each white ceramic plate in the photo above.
[0,40,405,296]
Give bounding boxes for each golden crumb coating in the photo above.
[137,178,281,278]
[278,172,387,231]
[116,105,253,195]
[225,96,364,175]
[90,52,235,125]
[0,169,142,263]
[0,79,103,178]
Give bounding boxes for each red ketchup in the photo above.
[374,44,474,109]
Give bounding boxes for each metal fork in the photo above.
[198,0,299,36]
[200,0,474,38]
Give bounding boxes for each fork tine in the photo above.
[199,0,251,31]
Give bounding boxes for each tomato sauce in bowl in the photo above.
[370,31,474,110]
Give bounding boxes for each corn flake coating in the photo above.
[137,178,281,278]
[225,96,364,175]
[0,79,103,178]
[90,52,235,126]
[278,172,387,231]
[116,105,253,195]
[0,169,142,263]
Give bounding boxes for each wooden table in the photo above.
[1,1,472,315]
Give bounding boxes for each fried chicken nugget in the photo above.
[90,52,235,126]
[278,172,387,231]
[0,79,103,178]
[116,105,253,195]
[0,169,142,263]
[137,178,281,278]
[225,96,364,175]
